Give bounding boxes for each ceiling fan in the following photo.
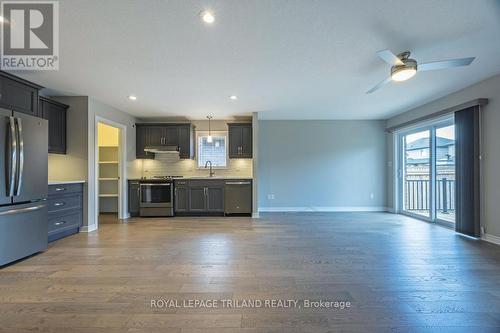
[366,49,475,94]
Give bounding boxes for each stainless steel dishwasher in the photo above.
[224,180,252,215]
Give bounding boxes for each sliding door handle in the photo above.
[7,117,17,197]
[15,118,24,196]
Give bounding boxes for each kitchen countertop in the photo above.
[183,176,252,180]
[128,177,252,181]
[48,180,86,185]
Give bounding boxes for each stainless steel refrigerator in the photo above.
[0,107,48,266]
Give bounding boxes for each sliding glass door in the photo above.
[402,129,431,219]
[399,120,455,226]
[435,125,455,224]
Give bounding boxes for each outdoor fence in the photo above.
[404,178,455,212]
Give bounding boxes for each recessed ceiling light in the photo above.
[128,95,137,101]
[229,95,238,100]
[201,10,215,24]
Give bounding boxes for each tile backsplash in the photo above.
[140,154,252,178]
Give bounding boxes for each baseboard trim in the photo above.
[80,224,98,233]
[386,207,396,213]
[258,206,389,212]
[482,233,500,245]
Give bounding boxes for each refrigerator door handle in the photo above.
[7,116,17,197]
[15,117,24,196]
[0,204,46,216]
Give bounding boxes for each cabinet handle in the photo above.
[54,221,67,226]
[55,187,66,192]
[54,202,65,207]
[0,93,2,99]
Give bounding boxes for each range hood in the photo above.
[143,145,179,154]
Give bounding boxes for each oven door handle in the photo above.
[140,183,172,186]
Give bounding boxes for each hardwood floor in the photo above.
[1,212,500,332]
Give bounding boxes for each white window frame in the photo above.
[196,130,228,169]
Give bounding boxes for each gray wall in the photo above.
[258,120,387,211]
[386,73,500,239]
[50,96,90,228]
[49,96,89,181]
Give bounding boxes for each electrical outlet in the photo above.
[370,193,374,199]
[267,194,275,200]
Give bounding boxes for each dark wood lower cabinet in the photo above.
[128,179,251,217]
[174,186,189,213]
[174,180,225,215]
[188,186,207,213]
[128,180,140,217]
[206,186,224,212]
[48,183,83,242]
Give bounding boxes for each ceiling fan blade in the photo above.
[366,76,392,94]
[418,57,475,72]
[376,49,404,66]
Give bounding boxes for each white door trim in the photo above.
[94,116,128,230]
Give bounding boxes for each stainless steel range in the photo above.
[139,176,182,217]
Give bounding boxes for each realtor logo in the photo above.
[1,1,59,70]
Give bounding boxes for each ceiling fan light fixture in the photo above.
[391,60,417,82]
[201,10,215,24]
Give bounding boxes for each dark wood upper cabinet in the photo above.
[136,125,153,159]
[135,123,194,159]
[0,71,42,117]
[228,123,253,158]
[165,127,179,146]
[147,126,164,146]
[177,125,195,159]
[39,96,68,154]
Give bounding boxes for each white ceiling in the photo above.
[15,0,500,120]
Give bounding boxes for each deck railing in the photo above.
[405,178,455,212]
